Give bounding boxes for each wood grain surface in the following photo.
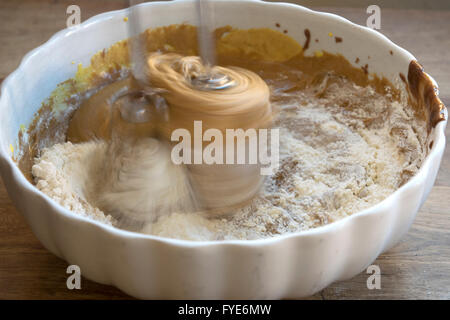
[0,0,449,300]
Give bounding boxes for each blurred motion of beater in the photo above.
[91,0,276,230]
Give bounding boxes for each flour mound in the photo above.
[32,141,115,226]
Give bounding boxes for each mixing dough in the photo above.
[67,52,274,221]
[27,26,428,241]
[33,71,426,240]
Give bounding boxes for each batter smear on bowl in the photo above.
[19,25,429,240]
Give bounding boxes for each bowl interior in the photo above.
[0,0,445,240]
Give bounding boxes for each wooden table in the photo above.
[0,0,449,299]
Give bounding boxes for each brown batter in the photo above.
[64,26,412,146]
[68,52,272,143]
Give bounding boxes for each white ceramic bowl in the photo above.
[0,0,447,299]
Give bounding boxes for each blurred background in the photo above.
[270,0,450,9]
